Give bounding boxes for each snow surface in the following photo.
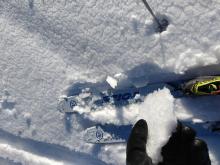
[1,0,220,164]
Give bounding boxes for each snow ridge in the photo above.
[0,143,64,165]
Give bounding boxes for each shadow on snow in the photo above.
[0,128,107,165]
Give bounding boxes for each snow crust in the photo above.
[106,76,118,89]
[1,0,220,164]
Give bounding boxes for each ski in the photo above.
[58,76,220,113]
[83,121,220,144]
[83,124,132,144]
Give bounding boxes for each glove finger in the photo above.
[127,119,148,154]
[126,119,150,165]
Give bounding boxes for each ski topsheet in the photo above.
[57,82,181,113]
[83,121,220,144]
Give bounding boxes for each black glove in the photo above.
[126,119,211,165]
[158,121,211,165]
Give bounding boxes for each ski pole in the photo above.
[142,0,163,31]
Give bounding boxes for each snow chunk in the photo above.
[106,76,118,89]
[137,88,177,163]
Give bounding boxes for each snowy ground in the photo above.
[0,0,220,164]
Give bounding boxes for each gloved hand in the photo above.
[158,121,211,165]
[126,119,211,165]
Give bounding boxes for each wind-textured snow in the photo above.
[1,0,220,164]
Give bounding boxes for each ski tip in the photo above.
[57,96,77,113]
[83,126,126,144]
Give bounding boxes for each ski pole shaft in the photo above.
[142,0,162,28]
